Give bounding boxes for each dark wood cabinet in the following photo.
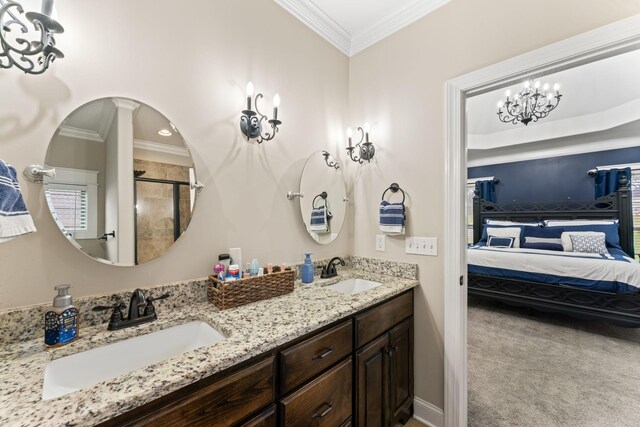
[280,358,353,427]
[241,405,277,427]
[98,289,414,427]
[280,320,352,394]
[356,334,389,427]
[354,294,414,427]
[388,318,414,425]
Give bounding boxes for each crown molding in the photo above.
[133,139,191,158]
[274,0,351,55]
[97,103,116,141]
[58,125,104,142]
[350,0,451,55]
[274,0,450,57]
[468,132,640,168]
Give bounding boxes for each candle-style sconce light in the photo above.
[240,81,282,143]
[346,123,375,164]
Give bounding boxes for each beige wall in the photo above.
[0,0,350,308]
[3,0,640,414]
[348,0,640,409]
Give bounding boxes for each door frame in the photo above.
[443,13,640,427]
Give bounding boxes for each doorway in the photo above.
[443,14,640,427]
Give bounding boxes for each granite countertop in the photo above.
[0,268,418,427]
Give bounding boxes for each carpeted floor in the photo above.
[468,296,640,427]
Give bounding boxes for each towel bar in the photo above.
[287,191,304,200]
[23,164,56,184]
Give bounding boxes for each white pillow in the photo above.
[545,219,618,227]
[486,227,521,248]
[486,220,541,227]
[560,231,606,252]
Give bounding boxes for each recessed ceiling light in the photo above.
[157,129,172,137]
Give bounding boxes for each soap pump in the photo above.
[44,285,79,347]
[302,253,314,285]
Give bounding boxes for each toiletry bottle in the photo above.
[302,253,314,284]
[250,258,260,276]
[217,254,231,279]
[44,285,79,347]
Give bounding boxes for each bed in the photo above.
[468,185,640,326]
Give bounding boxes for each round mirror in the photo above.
[299,151,347,244]
[44,97,200,266]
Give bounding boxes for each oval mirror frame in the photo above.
[44,97,200,266]
[299,150,347,245]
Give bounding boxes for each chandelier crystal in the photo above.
[0,0,64,75]
[497,80,562,126]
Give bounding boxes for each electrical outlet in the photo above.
[376,235,386,252]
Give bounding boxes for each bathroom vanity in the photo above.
[0,261,418,427]
[98,290,414,427]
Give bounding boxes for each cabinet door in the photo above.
[355,334,389,427]
[388,317,414,425]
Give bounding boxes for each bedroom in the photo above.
[465,48,640,425]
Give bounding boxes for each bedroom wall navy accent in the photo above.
[469,147,640,202]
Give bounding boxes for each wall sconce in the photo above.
[0,0,64,75]
[322,151,339,169]
[346,123,375,164]
[240,81,282,144]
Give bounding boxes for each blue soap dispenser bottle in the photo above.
[45,285,79,347]
[302,253,314,285]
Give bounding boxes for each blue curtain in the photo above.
[475,180,496,203]
[594,167,631,198]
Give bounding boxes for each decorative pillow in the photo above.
[521,241,564,251]
[522,226,564,246]
[569,232,608,254]
[545,220,620,249]
[487,236,515,248]
[480,221,540,246]
[485,227,522,248]
[560,231,604,251]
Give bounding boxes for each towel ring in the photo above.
[381,183,405,204]
[313,191,328,208]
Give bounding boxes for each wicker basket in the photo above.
[208,269,295,310]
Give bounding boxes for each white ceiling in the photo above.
[274,0,450,56]
[467,48,640,153]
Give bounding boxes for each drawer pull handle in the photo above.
[312,401,333,419]
[312,346,334,360]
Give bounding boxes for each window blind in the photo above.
[632,169,640,258]
[45,188,88,232]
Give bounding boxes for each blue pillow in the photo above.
[487,237,515,248]
[521,241,564,251]
[523,226,564,239]
[545,223,620,249]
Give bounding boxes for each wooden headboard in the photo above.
[472,187,634,257]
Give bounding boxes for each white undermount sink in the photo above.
[42,320,225,401]
[325,278,382,295]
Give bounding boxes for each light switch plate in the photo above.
[405,237,438,256]
[376,235,386,252]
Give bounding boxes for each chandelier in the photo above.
[0,0,64,75]
[497,80,562,126]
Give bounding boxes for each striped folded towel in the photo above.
[379,200,405,235]
[310,205,332,233]
[0,160,36,243]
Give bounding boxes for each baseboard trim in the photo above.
[413,397,444,427]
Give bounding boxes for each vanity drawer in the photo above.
[355,291,413,348]
[134,356,275,427]
[241,405,277,427]
[280,357,352,427]
[280,320,352,393]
